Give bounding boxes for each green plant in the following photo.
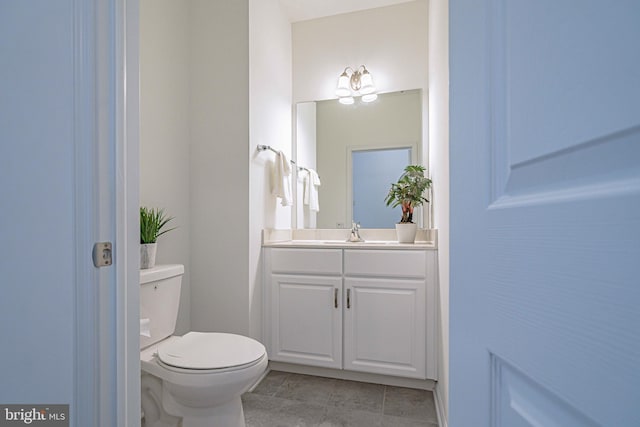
[384,165,432,223]
[140,207,175,244]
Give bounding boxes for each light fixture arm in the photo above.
[340,65,366,91]
[335,65,377,103]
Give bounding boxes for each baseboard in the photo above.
[434,385,448,427]
[269,361,436,390]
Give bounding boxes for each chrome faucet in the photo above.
[346,221,365,242]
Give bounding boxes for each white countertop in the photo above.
[262,228,438,250]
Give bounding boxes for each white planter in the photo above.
[140,243,157,269]
[395,223,418,243]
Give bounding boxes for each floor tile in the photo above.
[279,398,326,427]
[327,379,385,413]
[243,371,439,427]
[242,393,284,412]
[252,370,290,396]
[383,386,437,423]
[275,373,337,405]
[381,415,438,427]
[319,407,383,427]
[243,393,325,427]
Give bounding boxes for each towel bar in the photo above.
[256,144,316,175]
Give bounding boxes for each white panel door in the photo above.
[0,1,138,425]
[450,1,640,426]
[344,277,426,379]
[270,274,343,368]
[0,1,77,407]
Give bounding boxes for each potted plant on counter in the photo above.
[384,165,432,243]
[140,206,175,269]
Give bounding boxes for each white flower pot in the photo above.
[140,243,157,269]
[395,223,418,243]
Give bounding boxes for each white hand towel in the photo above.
[302,170,310,204]
[271,151,293,207]
[303,169,321,212]
[140,318,151,337]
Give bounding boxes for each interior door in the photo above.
[0,2,139,426]
[450,1,640,426]
[0,1,79,411]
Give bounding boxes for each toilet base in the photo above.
[181,397,245,427]
[141,373,181,427]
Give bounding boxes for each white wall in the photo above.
[429,0,450,423]
[249,0,293,339]
[292,0,428,103]
[189,0,251,335]
[139,0,292,340]
[140,0,191,334]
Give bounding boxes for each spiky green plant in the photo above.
[140,207,175,244]
[384,165,432,223]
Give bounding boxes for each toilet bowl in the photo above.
[140,265,267,427]
[141,332,267,427]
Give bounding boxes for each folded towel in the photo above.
[271,151,293,207]
[303,169,321,212]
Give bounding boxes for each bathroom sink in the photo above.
[320,240,396,245]
[352,240,397,245]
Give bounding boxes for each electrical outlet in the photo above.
[336,222,345,229]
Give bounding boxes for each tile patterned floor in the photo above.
[242,370,438,427]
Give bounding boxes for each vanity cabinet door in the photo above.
[269,274,343,369]
[343,277,426,379]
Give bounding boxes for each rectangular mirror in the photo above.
[295,89,423,229]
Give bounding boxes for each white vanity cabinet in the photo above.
[263,246,437,380]
[265,248,343,369]
[343,249,430,379]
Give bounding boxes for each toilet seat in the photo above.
[157,331,266,371]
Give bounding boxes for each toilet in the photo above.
[140,264,267,427]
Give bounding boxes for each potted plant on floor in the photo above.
[384,165,432,243]
[140,206,175,269]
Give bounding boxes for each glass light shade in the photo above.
[361,93,378,103]
[338,96,354,105]
[359,70,375,95]
[336,73,351,97]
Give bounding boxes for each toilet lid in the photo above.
[158,332,266,370]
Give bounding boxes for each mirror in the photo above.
[295,89,423,229]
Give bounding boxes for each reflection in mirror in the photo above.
[352,147,412,228]
[295,89,422,229]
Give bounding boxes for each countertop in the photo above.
[262,228,438,250]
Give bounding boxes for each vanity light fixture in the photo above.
[336,65,378,104]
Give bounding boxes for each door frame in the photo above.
[117,0,141,425]
[73,0,140,425]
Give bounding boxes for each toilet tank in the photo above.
[140,264,184,349]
